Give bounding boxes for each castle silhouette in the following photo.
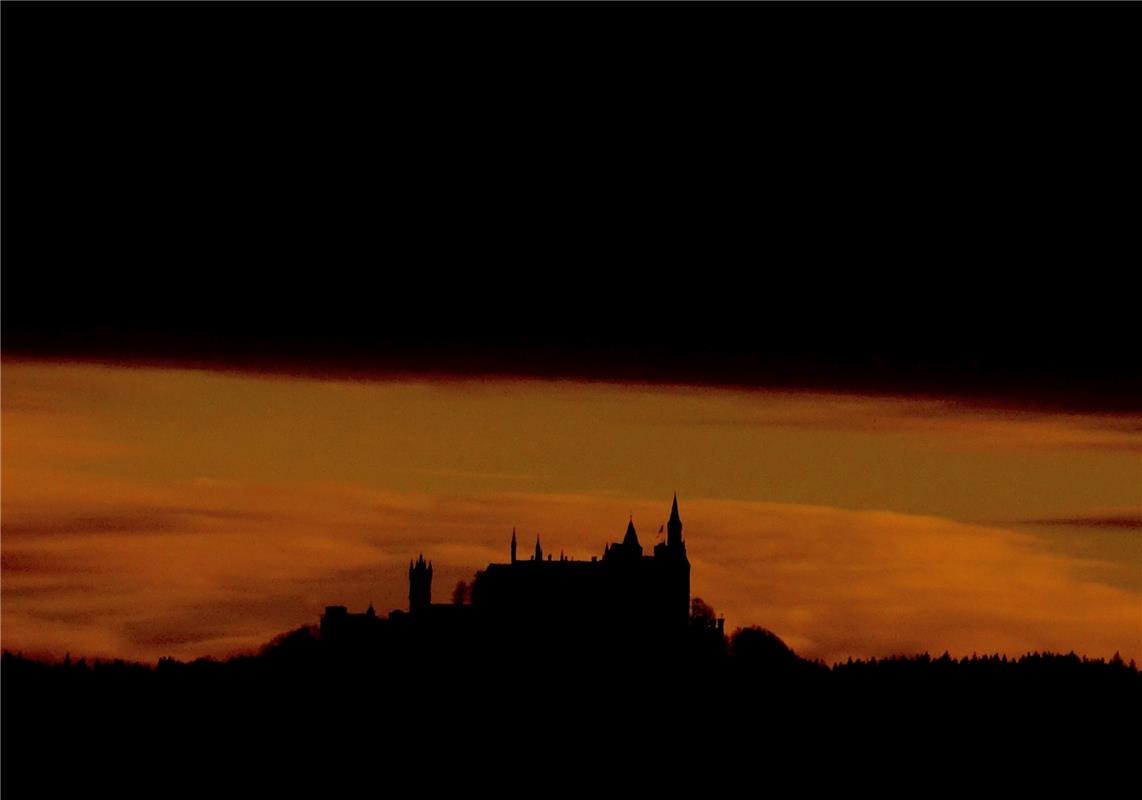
[320,494,718,653]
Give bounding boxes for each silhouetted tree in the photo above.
[452,580,469,605]
[690,597,716,628]
[729,626,798,665]
[259,625,319,662]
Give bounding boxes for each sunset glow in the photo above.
[3,361,1139,664]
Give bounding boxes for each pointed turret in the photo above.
[619,516,643,557]
[534,535,543,562]
[667,492,683,549]
[623,516,640,548]
[511,527,518,564]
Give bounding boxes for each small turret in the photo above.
[622,517,643,557]
[534,536,543,562]
[511,527,518,564]
[624,517,640,547]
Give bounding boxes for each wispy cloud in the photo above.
[3,480,1139,665]
[1010,513,1142,530]
[648,393,1142,451]
[3,363,1139,665]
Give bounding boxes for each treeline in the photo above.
[4,625,1137,693]
[4,628,1139,795]
[833,648,1138,678]
[3,625,1137,684]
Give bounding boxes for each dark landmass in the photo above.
[4,619,1138,793]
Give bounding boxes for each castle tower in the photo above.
[409,553,432,614]
[666,495,690,629]
[511,528,517,564]
[534,535,543,562]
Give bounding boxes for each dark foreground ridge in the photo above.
[3,641,1138,793]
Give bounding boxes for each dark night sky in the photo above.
[4,3,1138,412]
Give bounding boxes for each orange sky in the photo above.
[2,361,1139,664]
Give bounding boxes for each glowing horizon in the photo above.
[2,361,1139,665]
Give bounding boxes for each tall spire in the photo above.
[511,527,518,564]
[534,535,543,562]
[667,492,684,549]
